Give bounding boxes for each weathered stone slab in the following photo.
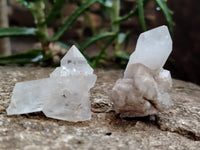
[0,66,200,150]
[157,79,200,140]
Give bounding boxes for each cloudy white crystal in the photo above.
[50,45,93,77]
[111,26,173,117]
[125,25,172,72]
[7,45,97,122]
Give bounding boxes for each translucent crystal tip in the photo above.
[125,25,172,71]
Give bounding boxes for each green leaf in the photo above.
[80,32,117,51]
[0,49,49,65]
[91,35,116,67]
[116,32,130,51]
[115,9,137,24]
[0,27,37,37]
[137,0,146,31]
[154,0,174,34]
[45,0,67,24]
[17,0,32,8]
[115,50,130,60]
[54,41,70,50]
[17,0,43,10]
[51,0,98,41]
[115,32,130,53]
[115,0,149,24]
[98,0,113,8]
[43,50,53,61]
[118,33,129,45]
[117,33,126,45]
[115,50,130,68]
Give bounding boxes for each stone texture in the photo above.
[157,79,200,140]
[0,66,200,149]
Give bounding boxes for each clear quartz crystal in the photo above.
[125,25,172,73]
[7,45,97,122]
[50,45,93,77]
[111,26,173,117]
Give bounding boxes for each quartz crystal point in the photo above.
[7,45,97,122]
[125,25,172,72]
[111,26,173,117]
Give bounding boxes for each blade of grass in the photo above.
[98,0,113,8]
[17,0,31,8]
[154,0,174,34]
[17,0,49,44]
[137,0,146,31]
[92,35,116,67]
[80,32,117,51]
[0,27,37,37]
[84,11,103,49]
[54,41,70,50]
[114,0,149,24]
[50,0,98,41]
[115,9,137,24]
[0,49,44,65]
[45,0,67,24]
[115,50,130,60]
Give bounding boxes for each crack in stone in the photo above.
[155,115,200,141]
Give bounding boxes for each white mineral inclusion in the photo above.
[111,26,173,117]
[7,45,97,122]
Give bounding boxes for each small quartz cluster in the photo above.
[7,45,97,122]
[111,26,173,117]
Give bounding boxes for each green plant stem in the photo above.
[30,1,48,49]
[137,0,146,31]
[115,9,137,24]
[114,0,149,24]
[111,0,120,52]
[51,0,97,41]
[85,11,103,49]
[154,0,174,35]
[0,27,37,37]
[80,32,116,51]
[17,0,50,52]
[17,0,49,51]
[92,36,116,67]
[111,0,120,33]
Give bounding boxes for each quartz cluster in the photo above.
[111,26,173,117]
[7,45,97,122]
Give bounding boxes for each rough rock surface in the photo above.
[0,66,200,150]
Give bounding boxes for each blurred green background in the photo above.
[0,0,200,85]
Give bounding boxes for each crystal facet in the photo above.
[50,45,93,77]
[111,26,173,117]
[125,25,172,72]
[7,45,97,122]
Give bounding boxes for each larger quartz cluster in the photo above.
[7,45,97,122]
[111,26,173,117]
